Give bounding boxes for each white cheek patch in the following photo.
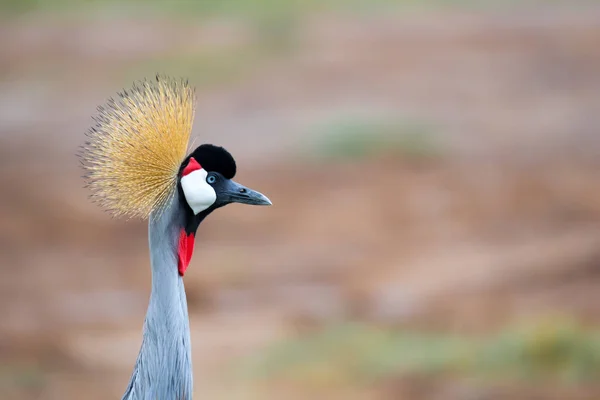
[181,169,217,214]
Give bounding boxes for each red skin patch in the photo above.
[182,157,202,176]
[177,229,195,276]
[178,157,202,276]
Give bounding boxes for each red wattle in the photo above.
[182,157,202,176]
[177,229,195,276]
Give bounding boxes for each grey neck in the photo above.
[122,192,193,400]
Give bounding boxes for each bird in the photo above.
[79,75,271,399]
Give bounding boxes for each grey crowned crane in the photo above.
[79,76,271,400]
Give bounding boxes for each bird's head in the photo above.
[178,144,270,217]
[79,75,271,275]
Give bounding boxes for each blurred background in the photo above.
[1,0,600,399]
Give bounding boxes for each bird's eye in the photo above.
[207,175,216,184]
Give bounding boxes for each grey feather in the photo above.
[122,191,193,400]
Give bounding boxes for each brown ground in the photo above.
[1,4,600,399]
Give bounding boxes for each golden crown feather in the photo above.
[79,75,196,219]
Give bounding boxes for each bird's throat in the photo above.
[177,229,195,276]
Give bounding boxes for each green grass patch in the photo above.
[0,362,46,391]
[237,319,600,388]
[0,0,398,17]
[0,0,551,18]
[307,117,443,162]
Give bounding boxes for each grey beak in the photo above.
[225,180,272,206]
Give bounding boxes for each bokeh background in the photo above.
[1,1,600,399]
